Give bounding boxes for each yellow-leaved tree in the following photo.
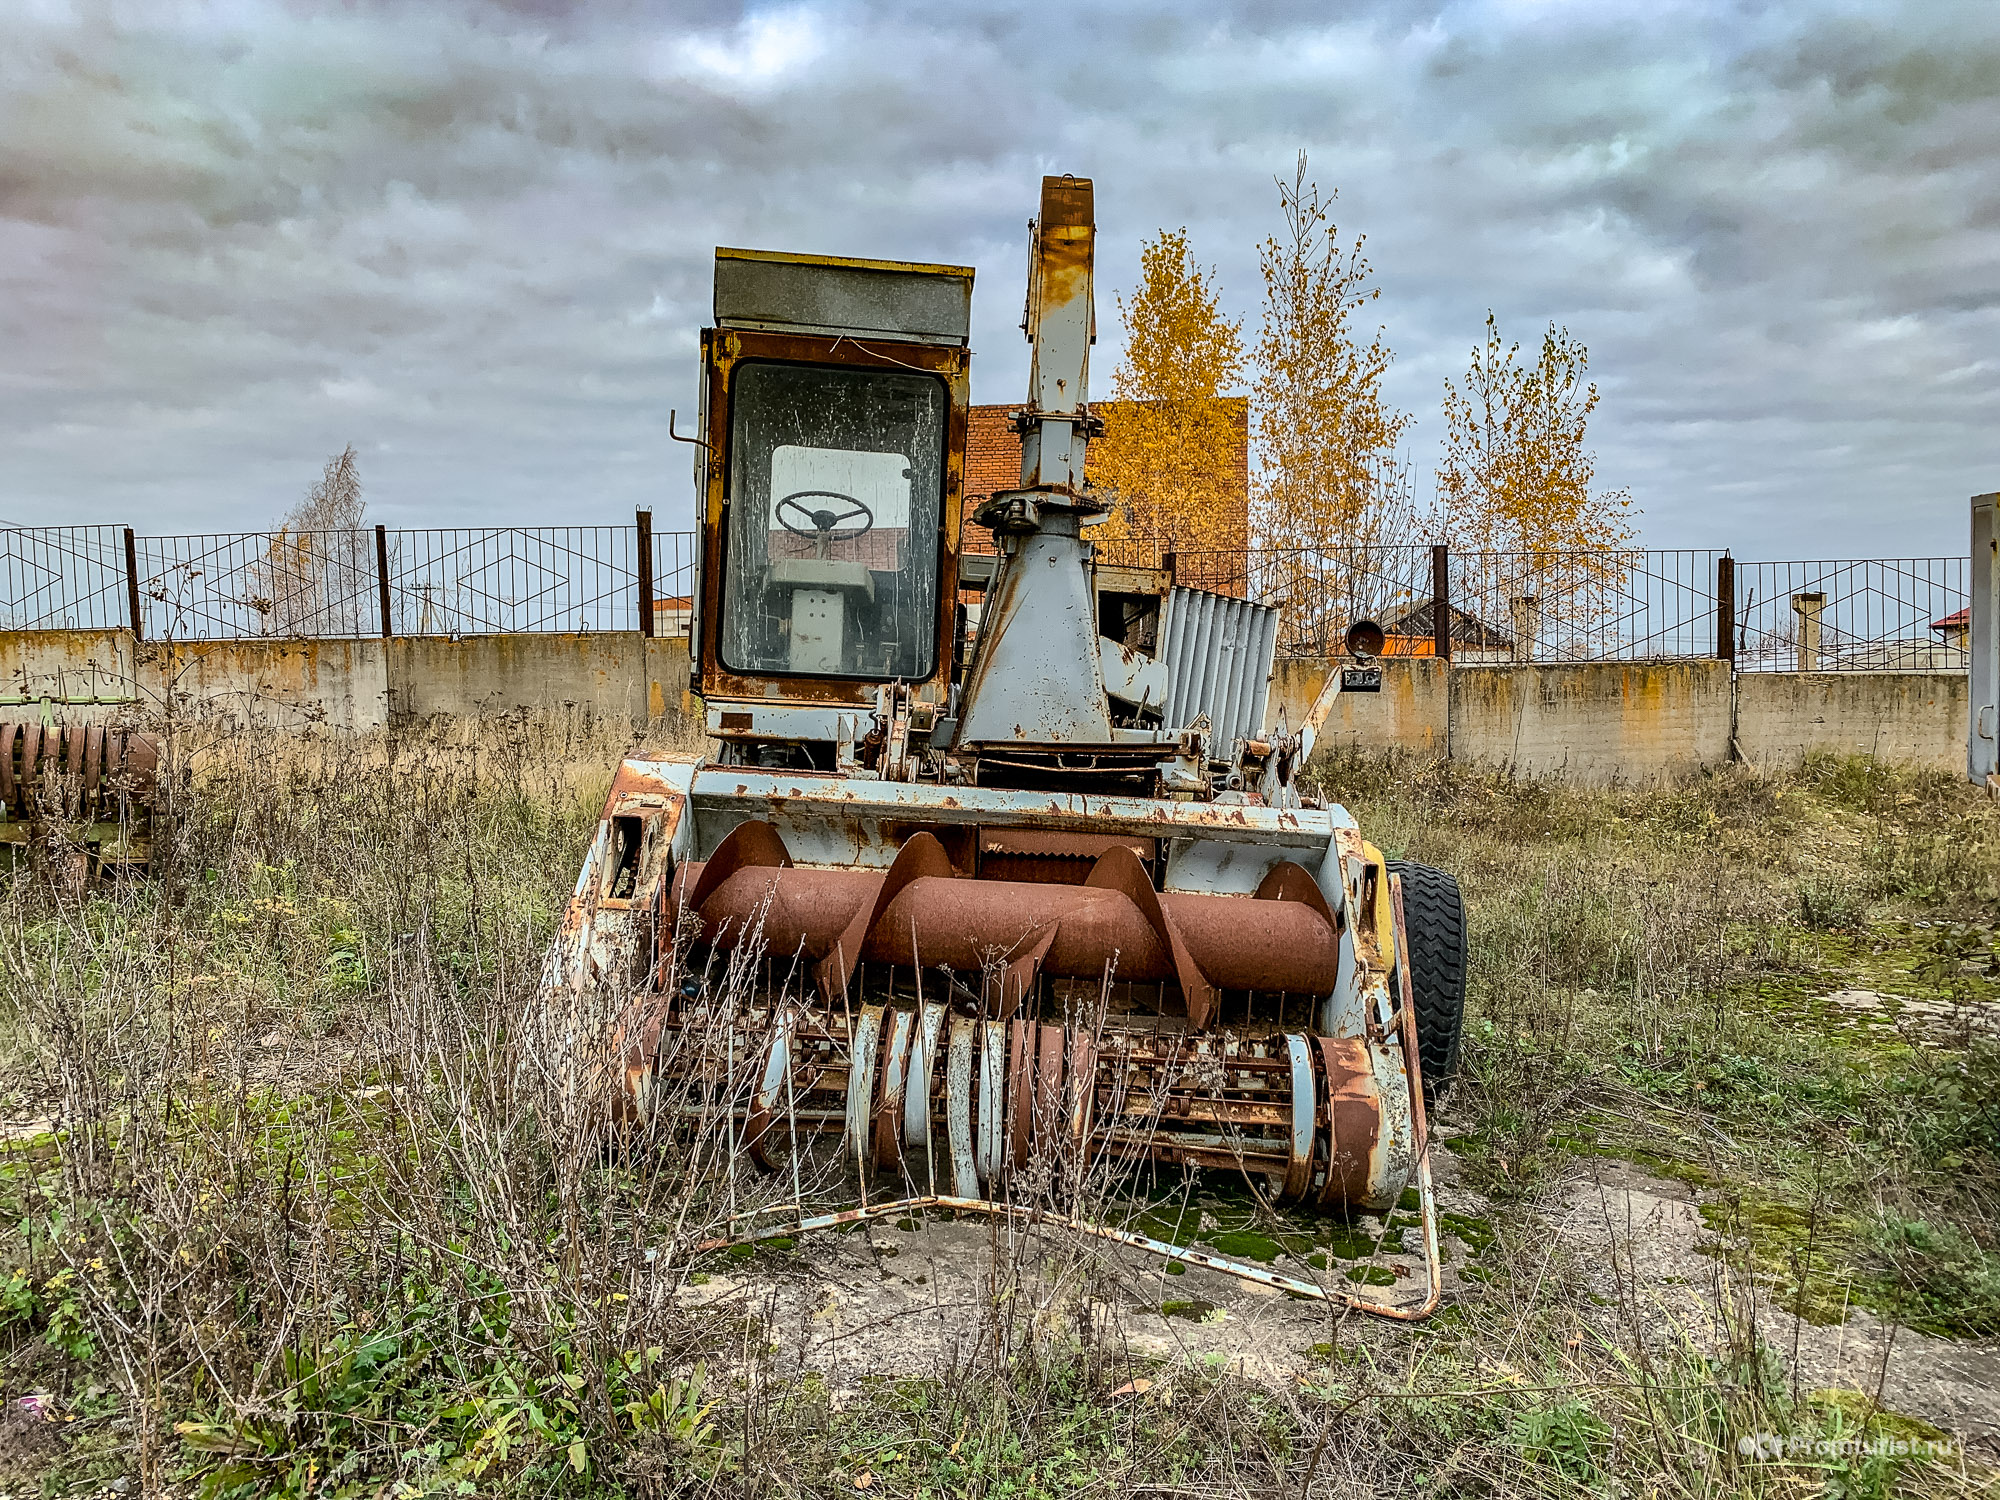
[1437,315,1636,657]
[1436,314,1632,552]
[1089,228,1248,561]
[253,444,372,636]
[1251,155,1423,650]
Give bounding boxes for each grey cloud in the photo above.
[0,0,1994,557]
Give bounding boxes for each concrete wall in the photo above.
[1,628,693,732]
[1734,670,1968,772]
[2,630,137,719]
[1,626,1969,780]
[1269,658,1448,756]
[1449,660,1735,784]
[164,638,393,731]
[1269,654,1965,783]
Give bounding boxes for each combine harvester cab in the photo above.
[548,177,1467,1319]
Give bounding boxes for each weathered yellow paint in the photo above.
[715,245,976,280]
[1361,840,1396,972]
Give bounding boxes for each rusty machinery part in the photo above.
[669,820,1347,1029]
[545,172,1465,1322]
[0,722,159,824]
[636,1005,1400,1206]
[608,864,1440,1320]
[644,953,1441,1317]
[701,1186,1441,1318]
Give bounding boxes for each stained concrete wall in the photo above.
[390,634,656,724]
[1449,660,1734,783]
[1268,658,1448,756]
[2,630,138,721]
[1,627,1969,779]
[162,638,393,731]
[1734,670,1968,772]
[0,628,693,732]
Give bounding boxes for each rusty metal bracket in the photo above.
[814,831,955,1005]
[1084,843,1217,1027]
[668,408,711,451]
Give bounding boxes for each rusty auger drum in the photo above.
[543,175,1469,1318]
[0,721,159,878]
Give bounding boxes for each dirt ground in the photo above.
[1550,1157,2000,1453]
[677,1143,2000,1458]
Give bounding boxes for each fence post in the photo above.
[1430,544,1450,662]
[637,509,655,638]
[123,527,143,641]
[1972,493,1998,785]
[1715,553,1735,667]
[374,524,393,638]
[1792,592,1825,672]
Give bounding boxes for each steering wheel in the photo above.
[775,490,874,543]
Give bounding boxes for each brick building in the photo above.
[959,399,1250,560]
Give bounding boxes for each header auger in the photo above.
[546,176,1468,1318]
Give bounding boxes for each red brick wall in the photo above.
[958,400,1250,558]
[961,405,1022,556]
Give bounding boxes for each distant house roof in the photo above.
[1383,599,1513,651]
[1932,607,1969,633]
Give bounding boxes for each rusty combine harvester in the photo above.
[0,721,159,877]
[547,177,1467,1317]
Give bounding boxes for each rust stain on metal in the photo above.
[675,823,1341,1001]
[1,720,160,875]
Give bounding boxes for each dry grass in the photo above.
[1,726,1996,1498]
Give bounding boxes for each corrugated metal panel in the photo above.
[1159,587,1279,750]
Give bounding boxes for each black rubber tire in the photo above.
[1389,860,1468,1106]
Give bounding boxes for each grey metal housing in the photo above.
[1159,586,1280,751]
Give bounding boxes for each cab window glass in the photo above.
[722,363,945,679]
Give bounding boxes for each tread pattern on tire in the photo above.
[1389,860,1467,1105]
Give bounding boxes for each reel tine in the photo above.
[906,1002,947,1191]
[975,1019,1005,1189]
[845,1005,885,1202]
[745,1007,795,1172]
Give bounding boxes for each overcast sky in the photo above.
[4,0,1995,558]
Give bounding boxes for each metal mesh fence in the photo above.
[0,525,129,630]
[652,527,699,635]
[1733,557,1968,672]
[1,524,699,641]
[1447,549,1724,664]
[136,529,381,640]
[1139,546,1727,663]
[381,527,640,636]
[1172,547,1436,658]
[0,522,1976,668]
